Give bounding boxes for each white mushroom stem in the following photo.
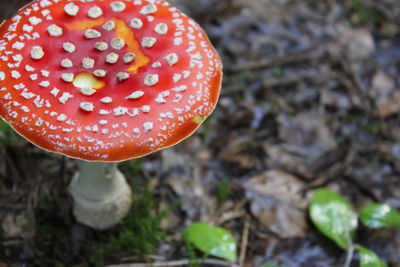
[69,161,132,230]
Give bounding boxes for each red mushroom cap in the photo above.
[0,0,222,162]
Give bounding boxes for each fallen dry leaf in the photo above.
[337,26,375,61]
[369,71,400,117]
[1,211,35,239]
[245,170,309,238]
[277,113,336,159]
[162,149,216,222]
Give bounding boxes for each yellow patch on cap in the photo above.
[192,115,206,125]
[73,72,105,90]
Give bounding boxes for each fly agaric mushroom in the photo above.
[0,0,222,229]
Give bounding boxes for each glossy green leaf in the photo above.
[183,222,237,262]
[309,188,358,249]
[360,203,400,229]
[357,245,388,267]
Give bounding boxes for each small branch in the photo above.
[239,218,250,266]
[263,69,319,87]
[2,144,23,183]
[229,47,326,72]
[343,243,355,267]
[106,259,240,267]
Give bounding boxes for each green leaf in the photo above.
[183,222,237,262]
[360,203,400,229]
[357,245,388,267]
[309,188,358,249]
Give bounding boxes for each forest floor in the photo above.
[1,0,400,266]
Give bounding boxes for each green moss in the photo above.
[90,186,168,266]
[342,114,381,134]
[350,0,380,26]
[184,240,201,267]
[120,158,144,182]
[0,226,4,258]
[0,118,22,144]
[216,178,232,204]
[35,258,65,267]
[198,116,213,143]
[365,122,380,134]
[271,67,284,78]
[33,208,71,267]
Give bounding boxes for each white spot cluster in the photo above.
[110,1,126,12]
[106,53,119,64]
[58,92,73,104]
[80,102,95,112]
[88,5,103,19]
[82,57,95,69]
[143,122,154,132]
[12,42,24,50]
[84,29,101,39]
[30,46,44,59]
[117,72,130,81]
[11,70,21,79]
[144,74,159,86]
[39,81,50,87]
[47,24,63,37]
[152,61,162,68]
[155,23,168,35]
[80,87,96,96]
[130,18,143,29]
[95,41,108,51]
[111,38,125,50]
[61,73,74,82]
[141,37,156,48]
[64,3,79,16]
[94,69,107,77]
[103,20,116,31]
[61,58,73,68]
[101,97,113,104]
[63,42,76,53]
[126,91,144,99]
[140,2,157,15]
[124,52,136,63]
[164,53,178,66]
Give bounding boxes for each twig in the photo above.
[214,210,245,225]
[338,59,372,112]
[239,218,250,266]
[121,255,165,262]
[342,148,381,202]
[60,156,66,183]
[106,259,240,267]
[343,243,355,267]
[1,144,23,183]
[362,0,398,23]
[230,47,326,72]
[263,69,319,87]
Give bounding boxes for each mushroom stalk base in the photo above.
[69,161,132,230]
